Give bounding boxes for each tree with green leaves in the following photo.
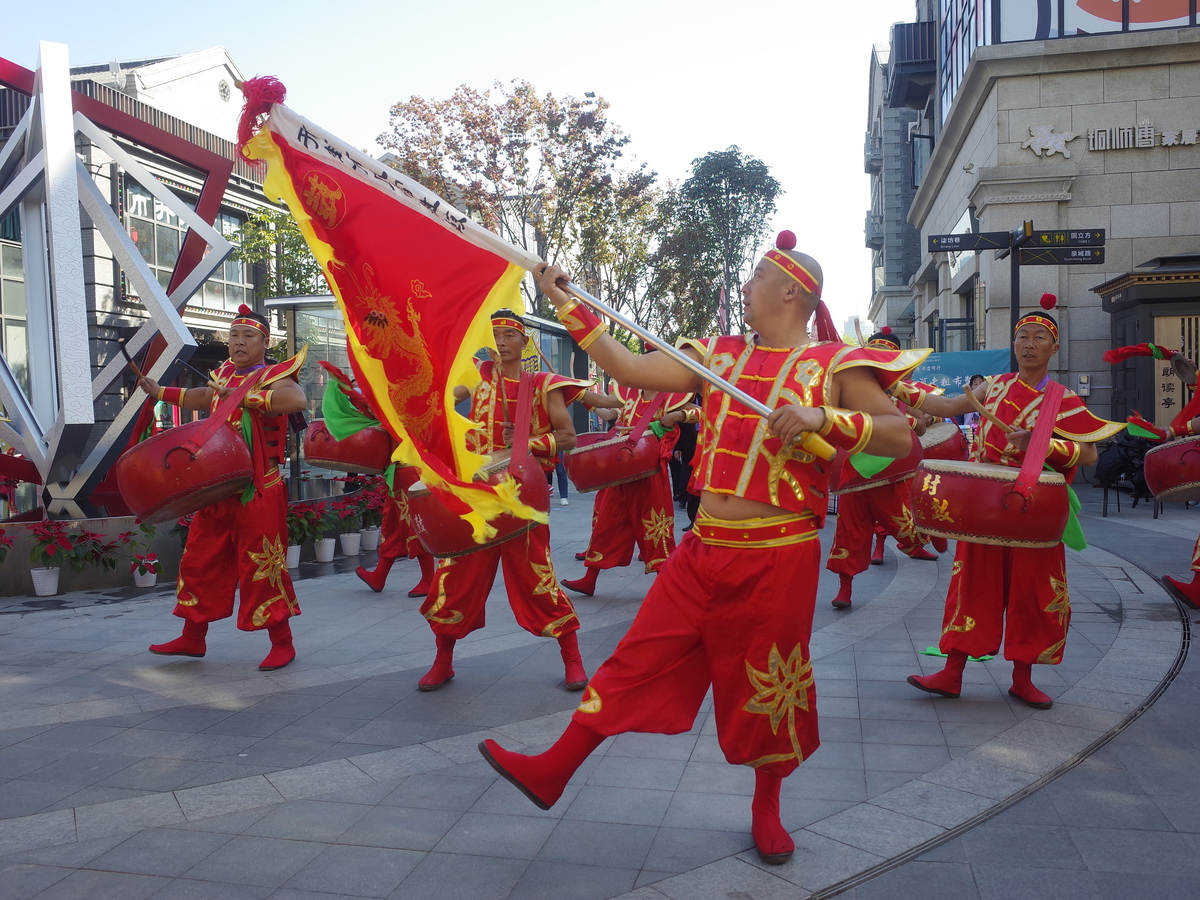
[377,80,641,317]
[230,208,326,300]
[646,147,781,340]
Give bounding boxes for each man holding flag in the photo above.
[479,233,925,865]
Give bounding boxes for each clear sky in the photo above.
[5,0,917,328]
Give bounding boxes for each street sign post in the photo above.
[1029,229,1105,247]
[924,220,1106,370]
[1019,247,1106,265]
[927,232,1011,252]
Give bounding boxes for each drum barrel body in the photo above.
[1143,436,1200,503]
[303,421,393,475]
[910,459,1068,549]
[832,429,922,494]
[564,431,661,493]
[408,454,551,558]
[919,422,970,463]
[115,419,253,525]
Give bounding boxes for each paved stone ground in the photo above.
[0,480,1195,900]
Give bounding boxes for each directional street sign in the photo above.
[1019,246,1105,266]
[1030,229,1106,247]
[927,231,1010,252]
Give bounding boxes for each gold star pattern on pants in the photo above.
[743,643,815,763]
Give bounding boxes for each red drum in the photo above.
[910,459,1068,548]
[303,421,392,475]
[920,421,970,462]
[564,431,661,493]
[1143,435,1200,503]
[115,419,253,525]
[407,450,551,558]
[831,429,922,494]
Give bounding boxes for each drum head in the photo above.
[919,422,960,448]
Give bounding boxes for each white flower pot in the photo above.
[133,570,158,588]
[31,567,60,596]
[314,537,336,562]
[286,544,302,568]
[359,527,380,551]
[339,532,361,556]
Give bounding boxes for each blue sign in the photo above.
[911,349,1009,392]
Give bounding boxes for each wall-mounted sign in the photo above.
[1088,122,1197,151]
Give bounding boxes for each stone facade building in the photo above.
[872,1,1200,423]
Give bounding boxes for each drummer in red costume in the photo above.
[137,306,307,670]
[561,380,698,596]
[1102,343,1200,610]
[825,329,940,610]
[356,486,436,597]
[417,309,591,692]
[478,232,924,865]
[902,295,1123,708]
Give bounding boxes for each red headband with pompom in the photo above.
[764,231,820,296]
[232,303,270,337]
[1015,293,1058,340]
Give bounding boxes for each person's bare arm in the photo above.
[546,389,576,453]
[136,375,213,410]
[831,367,913,458]
[536,265,702,394]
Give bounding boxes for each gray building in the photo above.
[870,1,1200,424]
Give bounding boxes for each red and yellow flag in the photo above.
[241,98,546,542]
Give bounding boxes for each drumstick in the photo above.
[962,382,1015,433]
[118,340,146,379]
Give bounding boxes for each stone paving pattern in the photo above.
[0,482,1196,900]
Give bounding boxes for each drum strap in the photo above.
[507,372,535,477]
[1014,379,1066,502]
[173,371,266,460]
[626,392,668,444]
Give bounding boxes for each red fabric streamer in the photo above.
[1102,343,1176,365]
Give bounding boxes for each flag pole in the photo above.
[560,282,836,461]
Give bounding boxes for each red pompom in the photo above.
[1040,292,1057,310]
[237,304,253,316]
[776,230,797,251]
[881,326,892,335]
[236,75,288,162]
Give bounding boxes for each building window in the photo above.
[124,183,252,312]
[0,240,29,395]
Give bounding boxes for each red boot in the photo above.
[907,649,967,698]
[558,631,588,690]
[259,620,296,671]
[355,555,396,593]
[478,720,605,809]
[1008,661,1053,709]
[1163,573,1200,610]
[831,574,853,609]
[408,552,436,598]
[751,768,794,865]
[931,536,949,553]
[419,635,456,691]
[149,620,208,657]
[904,545,939,561]
[562,567,599,597]
[870,532,886,565]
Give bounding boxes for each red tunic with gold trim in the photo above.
[826,383,934,576]
[174,353,304,631]
[420,361,587,640]
[573,335,925,777]
[579,386,694,574]
[936,373,1123,664]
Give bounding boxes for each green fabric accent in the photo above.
[1061,483,1086,552]
[322,381,380,440]
[1150,344,1165,360]
[239,410,256,505]
[921,647,992,661]
[384,462,397,494]
[649,420,667,439]
[849,452,893,479]
[1127,422,1160,439]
